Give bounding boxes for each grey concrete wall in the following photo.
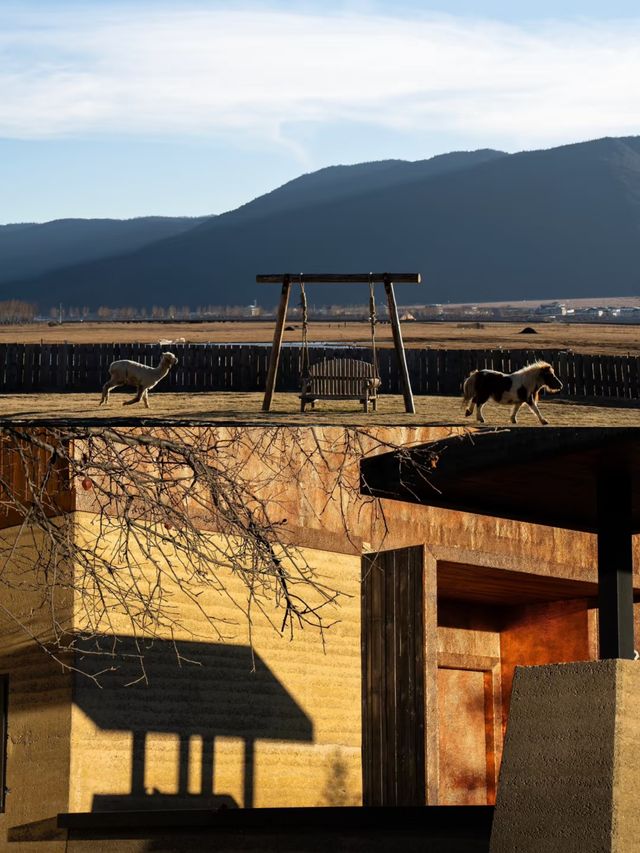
[491,660,640,853]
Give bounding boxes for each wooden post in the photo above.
[384,276,415,414]
[262,276,291,412]
[597,467,634,659]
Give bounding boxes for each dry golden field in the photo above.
[3,320,640,355]
[1,391,638,426]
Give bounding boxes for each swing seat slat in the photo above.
[300,358,381,413]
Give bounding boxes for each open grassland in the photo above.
[3,320,640,355]
[1,391,639,426]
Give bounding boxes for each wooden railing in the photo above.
[0,343,638,401]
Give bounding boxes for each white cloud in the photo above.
[1,4,640,152]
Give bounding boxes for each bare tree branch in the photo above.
[0,424,458,679]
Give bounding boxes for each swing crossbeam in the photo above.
[300,358,381,413]
[258,272,420,414]
[257,273,421,284]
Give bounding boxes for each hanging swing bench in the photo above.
[300,358,381,413]
[257,272,421,414]
[298,277,381,412]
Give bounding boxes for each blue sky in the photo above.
[2,1,640,223]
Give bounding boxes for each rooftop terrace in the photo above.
[1,391,638,426]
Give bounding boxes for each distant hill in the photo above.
[221,149,507,224]
[3,138,640,309]
[0,215,211,285]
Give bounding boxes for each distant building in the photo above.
[536,302,568,317]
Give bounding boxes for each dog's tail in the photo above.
[462,370,478,406]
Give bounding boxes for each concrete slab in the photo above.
[490,660,640,852]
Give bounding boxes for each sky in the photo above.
[1,0,640,223]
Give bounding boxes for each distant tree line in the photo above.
[0,300,37,323]
[42,304,263,321]
[46,304,388,321]
[3,301,415,323]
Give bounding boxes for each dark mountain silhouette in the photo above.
[0,215,211,285]
[4,137,640,309]
[220,149,507,224]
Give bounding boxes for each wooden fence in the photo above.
[0,343,638,401]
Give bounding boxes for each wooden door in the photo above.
[436,656,501,805]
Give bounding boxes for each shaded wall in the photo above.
[67,524,362,812]
[72,639,313,813]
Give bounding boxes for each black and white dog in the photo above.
[463,361,563,425]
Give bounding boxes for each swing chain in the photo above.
[299,274,378,382]
[299,278,310,378]
[369,275,379,379]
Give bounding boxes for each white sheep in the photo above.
[99,352,178,408]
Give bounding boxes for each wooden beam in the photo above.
[261,277,291,412]
[257,273,421,284]
[423,547,439,805]
[597,467,635,659]
[384,277,415,414]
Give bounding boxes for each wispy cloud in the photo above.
[1,3,639,153]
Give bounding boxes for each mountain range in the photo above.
[0,215,210,285]
[3,136,640,309]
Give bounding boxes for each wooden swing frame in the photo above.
[257,273,421,413]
